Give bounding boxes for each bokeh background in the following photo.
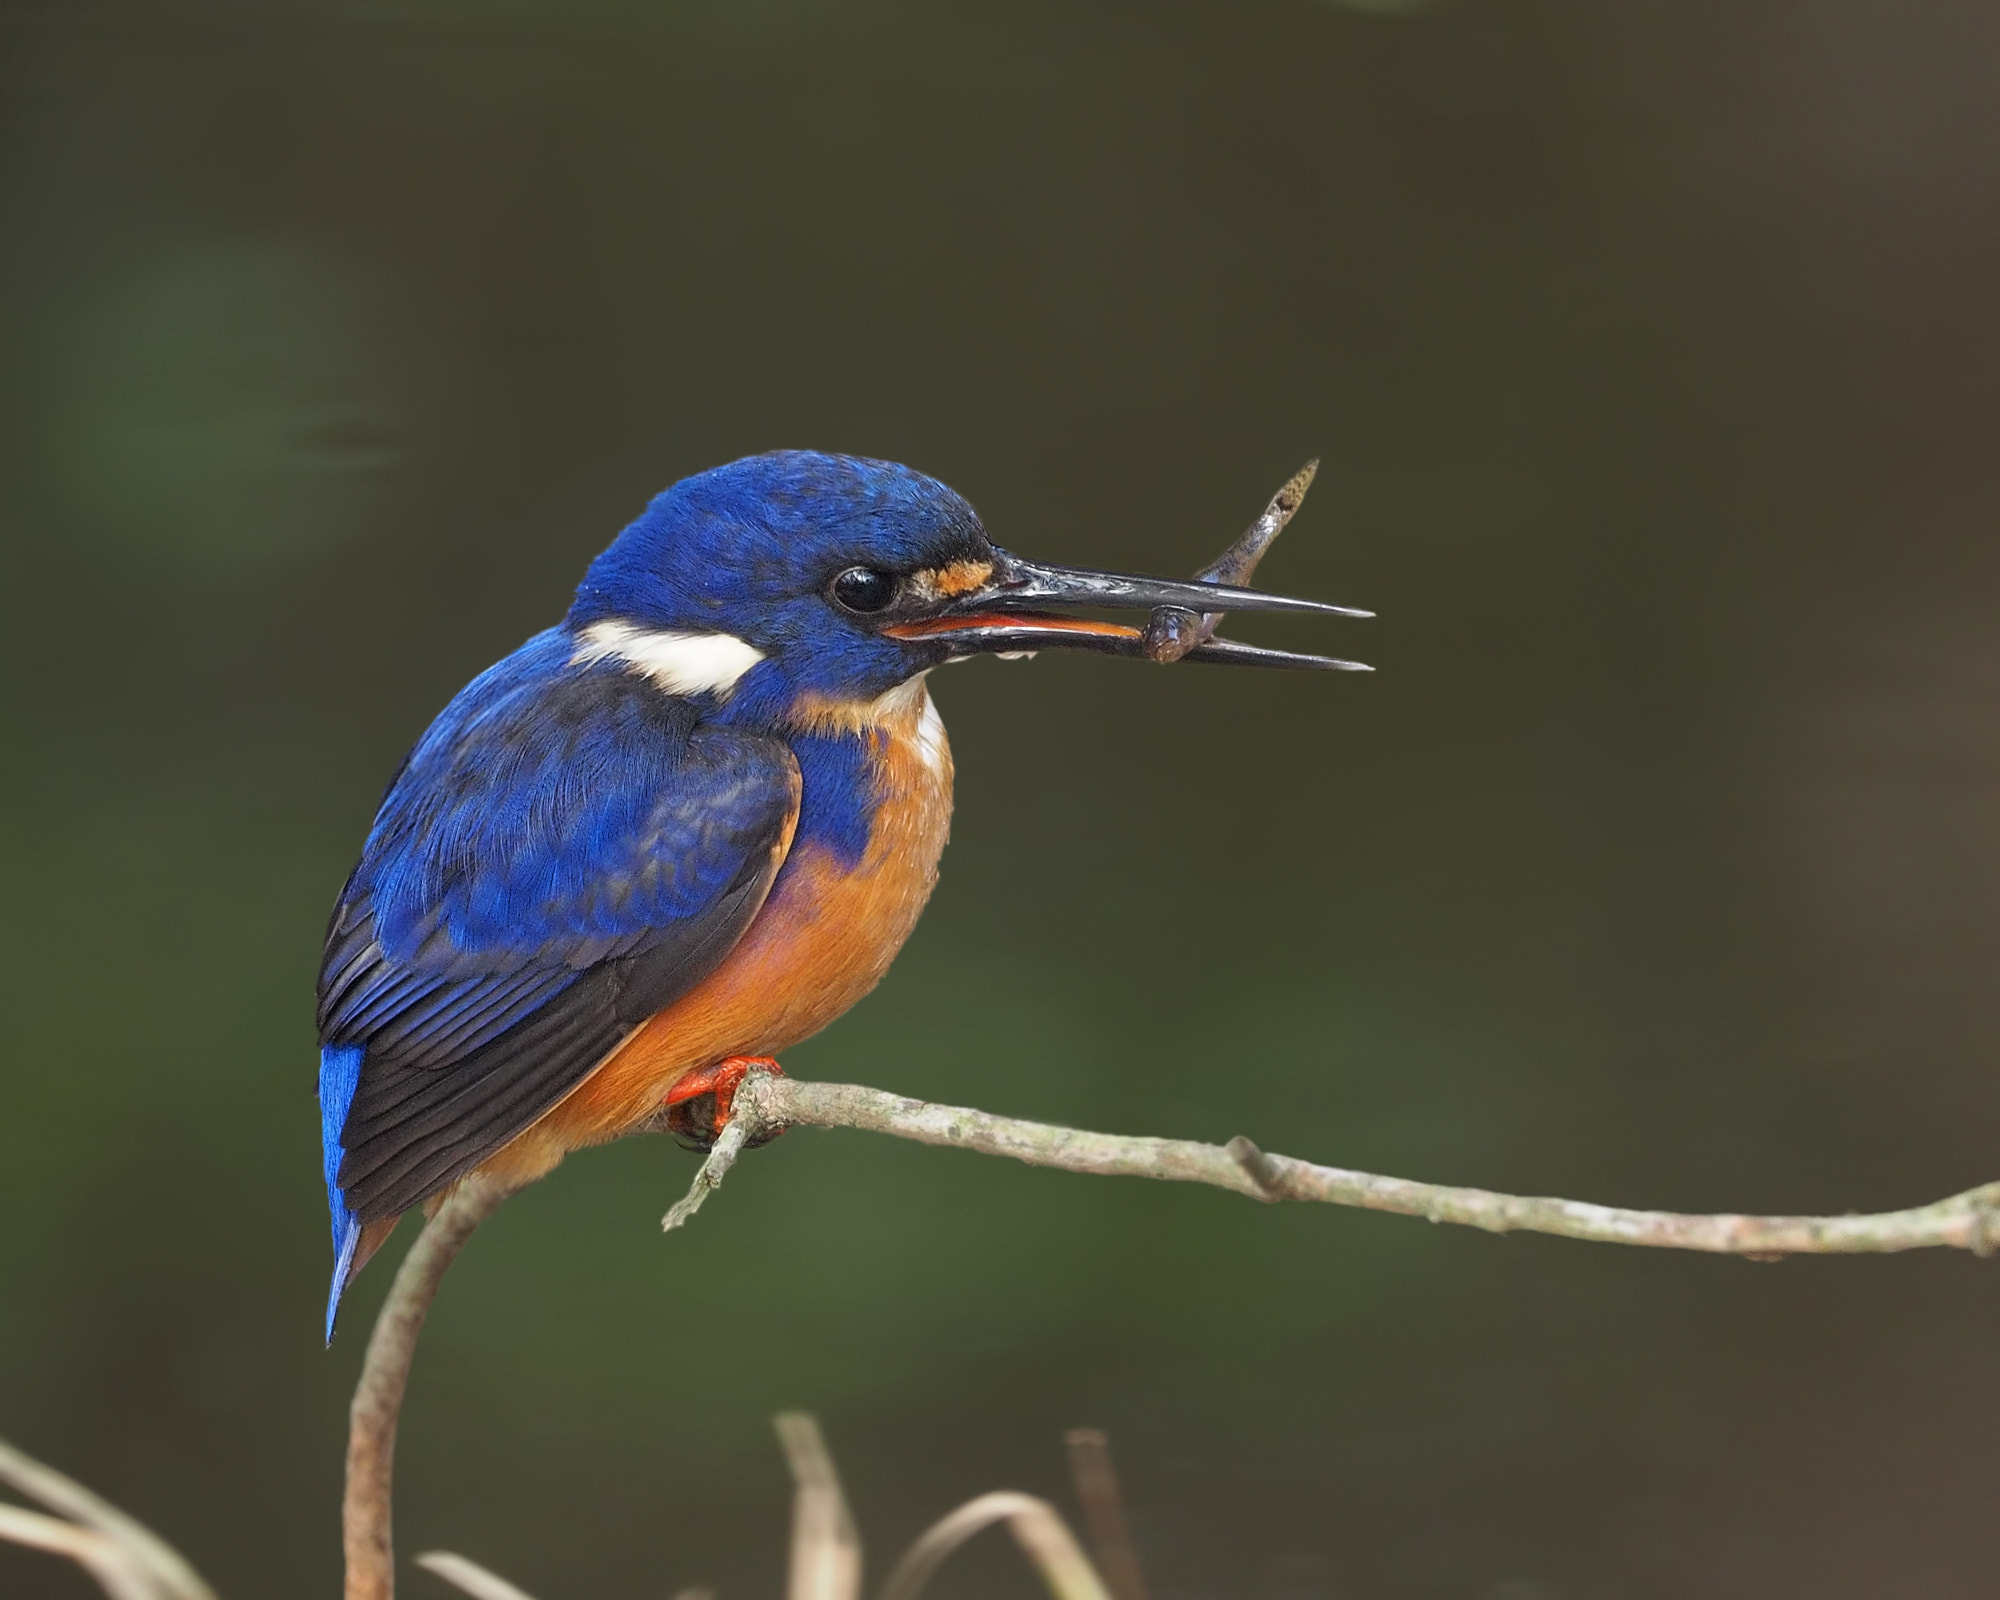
[4,1,2000,1596]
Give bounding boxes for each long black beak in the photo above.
[882,549,1372,671]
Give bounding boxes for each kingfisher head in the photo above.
[566,450,1366,728]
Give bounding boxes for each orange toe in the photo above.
[662,1056,785,1146]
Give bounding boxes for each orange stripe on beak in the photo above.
[882,614,1143,641]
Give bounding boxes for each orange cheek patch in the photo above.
[929,560,995,597]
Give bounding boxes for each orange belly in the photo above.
[476,684,953,1189]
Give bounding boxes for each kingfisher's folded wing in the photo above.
[317,632,800,1223]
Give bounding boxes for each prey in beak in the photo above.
[881,461,1372,671]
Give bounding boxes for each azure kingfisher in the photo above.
[316,451,1366,1339]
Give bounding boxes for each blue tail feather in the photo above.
[319,1044,365,1344]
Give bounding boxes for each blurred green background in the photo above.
[4,1,2000,1596]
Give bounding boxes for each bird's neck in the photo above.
[782,675,950,868]
[784,673,935,743]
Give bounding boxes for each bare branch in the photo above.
[1063,1430,1148,1600]
[0,1502,168,1600]
[0,1436,215,1600]
[877,1492,1113,1600]
[404,1417,1115,1600]
[661,1116,753,1232]
[347,1173,518,1600]
[414,1551,543,1600]
[1141,459,1320,663]
[661,1073,2000,1259]
[773,1412,862,1600]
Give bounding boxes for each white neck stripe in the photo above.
[571,620,766,699]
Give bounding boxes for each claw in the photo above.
[662,1055,785,1149]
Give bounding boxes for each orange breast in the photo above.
[476,683,954,1189]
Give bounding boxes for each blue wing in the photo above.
[316,628,799,1267]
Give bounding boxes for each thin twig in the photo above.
[774,1412,862,1600]
[347,1174,517,1600]
[660,1074,2000,1258]
[1142,459,1320,663]
[0,1436,215,1600]
[877,1492,1113,1600]
[1063,1431,1148,1600]
[414,1550,543,1600]
[661,1117,753,1232]
[0,1502,164,1600]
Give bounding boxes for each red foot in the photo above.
[663,1055,783,1145]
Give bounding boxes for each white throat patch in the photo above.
[571,620,766,699]
[912,691,947,774]
[871,677,948,775]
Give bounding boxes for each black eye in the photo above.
[830,566,898,614]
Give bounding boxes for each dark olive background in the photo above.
[3,2,2000,1597]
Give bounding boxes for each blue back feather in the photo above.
[362,633,759,959]
[319,1043,364,1343]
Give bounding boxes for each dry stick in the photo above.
[1141,458,1319,663]
[413,1550,543,1600]
[0,1502,165,1600]
[1063,1430,1149,1600]
[0,1436,215,1600]
[661,1116,753,1232]
[774,1412,863,1600]
[346,1173,517,1600]
[673,1074,2000,1258]
[877,1492,1113,1600]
